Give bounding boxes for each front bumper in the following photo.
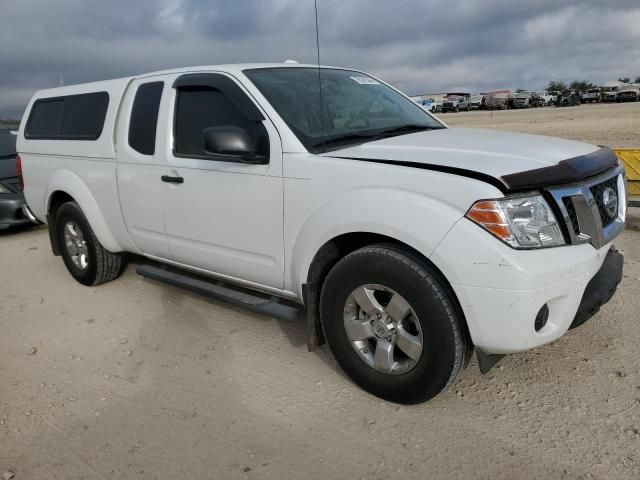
[0,194,35,229]
[430,217,622,354]
[571,247,623,328]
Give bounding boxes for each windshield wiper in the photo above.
[311,132,381,150]
[312,124,444,152]
[375,124,444,138]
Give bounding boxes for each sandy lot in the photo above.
[1,105,640,480]
[442,101,640,148]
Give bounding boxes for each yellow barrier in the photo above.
[614,148,640,197]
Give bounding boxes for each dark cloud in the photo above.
[0,0,639,118]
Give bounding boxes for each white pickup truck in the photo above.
[17,64,627,404]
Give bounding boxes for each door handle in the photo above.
[161,175,184,184]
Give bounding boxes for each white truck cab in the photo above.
[17,64,626,403]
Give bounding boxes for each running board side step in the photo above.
[136,264,303,323]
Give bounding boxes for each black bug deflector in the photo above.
[501,147,619,192]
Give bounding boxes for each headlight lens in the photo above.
[466,195,565,248]
[0,183,11,194]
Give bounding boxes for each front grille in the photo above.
[590,176,618,227]
[548,167,624,249]
[562,197,580,235]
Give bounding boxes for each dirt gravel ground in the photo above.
[442,101,640,148]
[2,105,640,480]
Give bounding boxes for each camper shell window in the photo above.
[25,92,109,140]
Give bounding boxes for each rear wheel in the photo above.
[320,245,471,404]
[55,202,124,286]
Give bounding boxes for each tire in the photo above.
[319,245,471,404]
[55,201,124,286]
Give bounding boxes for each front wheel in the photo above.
[55,202,125,286]
[320,245,471,404]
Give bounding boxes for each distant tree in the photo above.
[569,80,596,93]
[618,77,630,83]
[515,88,526,93]
[546,80,567,92]
[635,76,640,84]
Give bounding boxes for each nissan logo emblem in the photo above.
[602,187,618,219]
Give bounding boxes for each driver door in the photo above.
[159,73,285,289]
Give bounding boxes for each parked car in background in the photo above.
[556,90,581,107]
[420,97,437,113]
[536,91,554,106]
[512,91,542,108]
[616,84,639,102]
[581,88,601,103]
[485,92,509,110]
[469,94,483,110]
[548,91,560,105]
[531,92,545,107]
[441,95,469,112]
[17,63,626,404]
[602,81,623,102]
[430,94,444,113]
[0,129,38,230]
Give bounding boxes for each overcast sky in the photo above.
[1,0,639,118]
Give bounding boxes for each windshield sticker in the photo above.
[350,76,380,85]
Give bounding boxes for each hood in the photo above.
[324,128,614,192]
[0,157,17,180]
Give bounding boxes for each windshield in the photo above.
[0,130,17,158]
[244,67,444,153]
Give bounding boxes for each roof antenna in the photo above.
[314,0,325,152]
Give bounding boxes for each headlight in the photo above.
[0,183,11,194]
[466,195,565,248]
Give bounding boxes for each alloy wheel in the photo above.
[63,221,89,270]
[343,284,423,375]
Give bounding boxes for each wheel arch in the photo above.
[45,169,124,253]
[302,230,472,352]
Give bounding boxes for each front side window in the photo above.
[173,86,269,160]
[244,68,444,153]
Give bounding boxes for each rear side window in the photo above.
[25,92,109,140]
[174,87,268,159]
[25,99,64,138]
[128,82,164,155]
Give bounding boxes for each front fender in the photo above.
[290,187,464,297]
[46,169,124,253]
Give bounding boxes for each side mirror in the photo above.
[202,126,266,163]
